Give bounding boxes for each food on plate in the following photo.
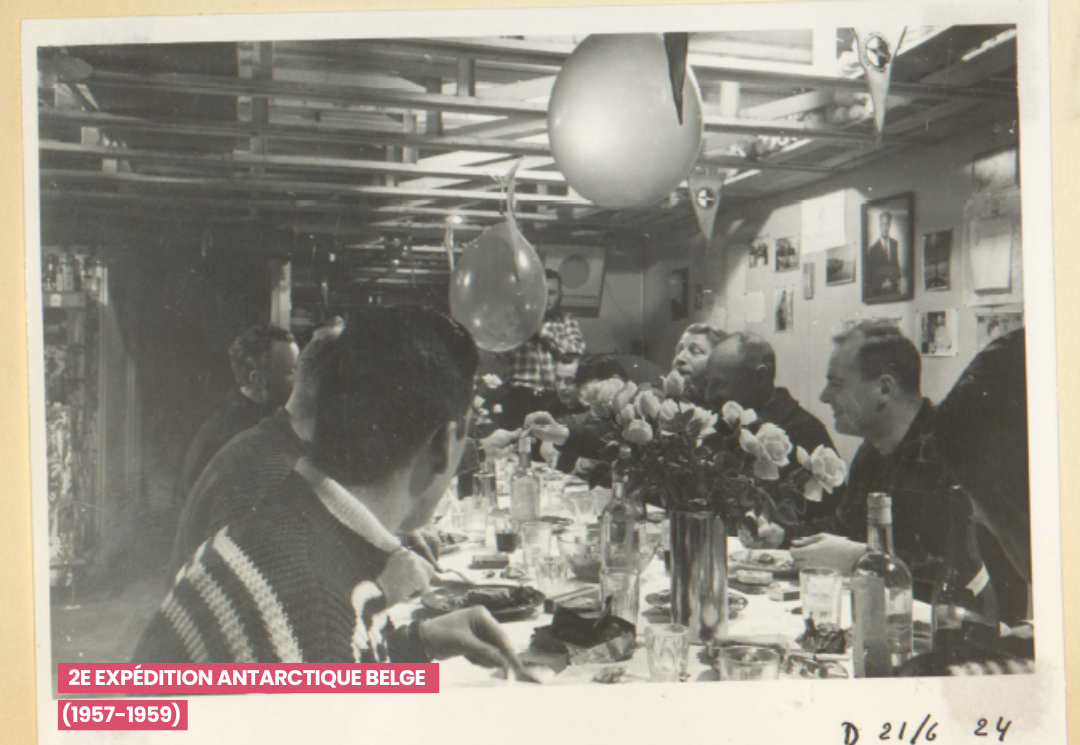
[436,530,469,548]
[735,569,773,586]
[592,665,628,684]
[470,553,511,570]
[795,618,852,654]
[460,585,544,612]
[738,550,795,572]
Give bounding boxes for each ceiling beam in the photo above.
[40,168,597,206]
[40,140,569,185]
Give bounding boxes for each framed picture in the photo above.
[668,267,689,321]
[541,245,607,311]
[803,263,815,300]
[861,192,915,304]
[975,311,1024,350]
[774,286,794,333]
[749,238,769,268]
[917,310,959,357]
[825,244,856,285]
[922,230,952,292]
[775,236,800,272]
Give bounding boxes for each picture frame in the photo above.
[917,309,959,357]
[922,229,952,292]
[775,236,799,272]
[774,286,794,333]
[803,263,815,300]
[749,238,769,268]
[825,244,857,286]
[861,192,915,305]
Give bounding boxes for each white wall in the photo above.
[644,125,1022,463]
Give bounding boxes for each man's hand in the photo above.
[481,429,522,460]
[377,548,437,607]
[790,534,867,576]
[417,606,528,674]
[737,511,785,549]
[401,529,441,565]
[523,412,570,447]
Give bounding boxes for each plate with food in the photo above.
[644,590,748,616]
[435,529,470,554]
[422,584,545,620]
[729,549,797,576]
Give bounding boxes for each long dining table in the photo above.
[391,481,932,687]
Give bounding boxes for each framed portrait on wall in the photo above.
[825,244,856,285]
[861,192,915,305]
[749,238,769,268]
[922,229,952,292]
[775,236,799,272]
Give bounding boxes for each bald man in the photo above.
[701,332,839,519]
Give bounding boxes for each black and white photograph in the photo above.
[774,236,800,272]
[918,309,959,357]
[825,243,857,285]
[923,229,953,291]
[17,4,1068,744]
[862,192,915,304]
[976,311,1024,351]
[748,238,769,268]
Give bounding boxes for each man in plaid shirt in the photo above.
[498,269,586,428]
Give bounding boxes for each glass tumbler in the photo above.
[600,568,641,626]
[646,624,692,682]
[717,646,782,681]
[535,556,570,596]
[520,521,553,572]
[799,567,844,626]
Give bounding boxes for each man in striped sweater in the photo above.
[134,307,526,670]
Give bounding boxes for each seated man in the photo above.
[786,322,1022,619]
[670,323,727,403]
[699,332,839,520]
[547,354,586,421]
[175,324,299,508]
[134,307,527,670]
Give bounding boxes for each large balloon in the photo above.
[548,34,704,210]
[449,219,548,353]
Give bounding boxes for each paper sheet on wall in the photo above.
[743,291,766,323]
[969,219,1013,292]
[800,191,847,254]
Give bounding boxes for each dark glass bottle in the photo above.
[931,487,1000,650]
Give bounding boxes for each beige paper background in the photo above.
[2,2,1077,743]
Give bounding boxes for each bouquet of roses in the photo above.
[580,369,847,535]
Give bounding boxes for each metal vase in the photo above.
[669,510,728,643]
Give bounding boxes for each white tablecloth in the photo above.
[390,516,931,688]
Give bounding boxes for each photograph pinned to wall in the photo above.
[918,309,959,357]
[749,238,769,268]
[825,243,857,285]
[976,311,1024,351]
[774,285,794,333]
[668,267,689,321]
[775,236,800,272]
[973,145,1019,195]
[862,192,915,304]
[541,245,607,312]
[923,229,952,292]
[803,263,815,300]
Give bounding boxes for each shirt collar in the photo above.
[294,457,402,554]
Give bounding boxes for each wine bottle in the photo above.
[931,487,1000,650]
[600,446,643,571]
[509,436,540,525]
[852,493,914,678]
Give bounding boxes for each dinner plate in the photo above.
[644,590,748,613]
[729,549,797,575]
[421,584,545,620]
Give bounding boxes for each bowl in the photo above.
[557,529,602,583]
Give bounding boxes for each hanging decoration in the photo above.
[547,33,704,210]
[688,162,724,243]
[852,27,907,140]
[449,173,547,353]
[663,32,690,125]
[442,223,455,273]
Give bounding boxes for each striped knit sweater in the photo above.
[135,459,429,664]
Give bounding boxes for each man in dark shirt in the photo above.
[175,324,299,507]
[699,332,838,520]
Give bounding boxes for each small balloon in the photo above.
[449,219,548,353]
[548,33,704,210]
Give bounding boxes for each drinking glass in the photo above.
[521,521,553,572]
[566,488,597,525]
[491,514,519,554]
[646,624,692,682]
[535,556,570,596]
[473,470,497,510]
[461,497,489,544]
[800,567,844,626]
[717,646,782,681]
[600,569,641,626]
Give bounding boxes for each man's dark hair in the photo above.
[293,324,345,399]
[312,306,480,485]
[544,268,562,283]
[228,325,296,389]
[574,354,628,386]
[833,321,921,395]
